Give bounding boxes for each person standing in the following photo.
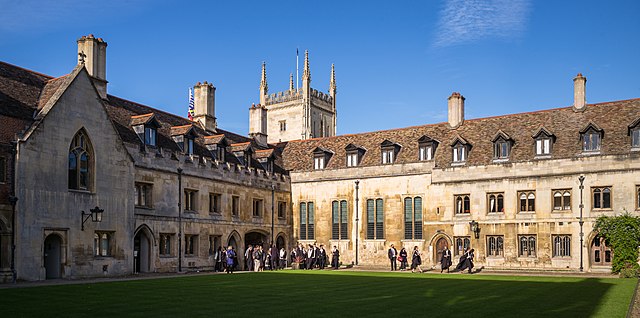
[410,246,423,273]
[245,245,254,272]
[253,246,261,272]
[388,244,398,271]
[440,246,452,273]
[306,244,316,270]
[270,245,278,271]
[279,247,287,269]
[465,248,475,274]
[331,246,340,269]
[318,245,327,269]
[225,246,236,274]
[399,247,408,271]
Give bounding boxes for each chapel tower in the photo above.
[249,51,336,144]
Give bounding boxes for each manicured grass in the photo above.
[1,271,636,317]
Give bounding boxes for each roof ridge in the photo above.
[0,61,55,80]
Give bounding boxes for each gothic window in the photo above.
[68,129,93,191]
[185,234,198,256]
[418,136,438,161]
[580,124,603,153]
[552,235,571,257]
[592,187,612,210]
[332,200,348,240]
[278,201,287,219]
[454,237,471,256]
[252,199,263,217]
[135,183,153,208]
[518,235,536,257]
[159,234,172,256]
[455,194,471,214]
[487,236,504,257]
[94,232,112,257]
[404,197,422,239]
[184,189,197,212]
[553,190,572,211]
[300,202,315,240]
[366,199,384,239]
[518,191,536,212]
[381,140,401,165]
[487,193,504,213]
[533,128,555,157]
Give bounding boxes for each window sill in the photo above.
[487,212,505,215]
[451,161,466,167]
[551,209,572,213]
[69,189,94,195]
[135,206,154,210]
[455,213,471,217]
[486,256,504,259]
[184,210,198,214]
[492,158,509,164]
[517,211,536,214]
[631,147,640,152]
[534,154,552,160]
[93,256,114,259]
[209,212,222,216]
[580,151,601,156]
[516,256,537,260]
[591,209,614,212]
[159,255,174,258]
[552,256,572,260]
[363,239,386,243]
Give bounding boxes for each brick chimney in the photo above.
[249,103,268,147]
[448,92,465,129]
[573,73,587,112]
[193,81,217,132]
[77,34,108,99]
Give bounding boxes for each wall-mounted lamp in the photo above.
[81,206,104,231]
[469,220,480,239]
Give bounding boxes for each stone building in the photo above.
[283,76,640,272]
[0,35,291,282]
[249,51,336,144]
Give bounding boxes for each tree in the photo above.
[593,213,640,275]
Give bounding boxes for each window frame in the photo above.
[452,142,467,163]
[486,235,504,258]
[279,120,287,132]
[346,152,359,167]
[403,197,423,240]
[184,189,198,212]
[68,129,94,191]
[0,157,6,184]
[252,198,264,217]
[94,231,113,257]
[518,191,536,213]
[492,137,511,160]
[134,182,153,208]
[209,193,222,214]
[184,234,198,257]
[518,235,537,258]
[144,125,157,147]
[632,127,640,149]
[159,233,173,256]
[331,200,349,240]
[552,235,571,258]
[300,201,315,240]
[552,189,572,212]
[487,192,504,214]
[231,195,240,216]
[277,201,287,219]
[454,194,471,214]
[581,126,603,153]
[592,186,612,210]
[365,198,384,240]
[637,185,640,211]
[532,129,555,158]
[454,236,471,256]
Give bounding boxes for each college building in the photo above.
[0,34,638,282]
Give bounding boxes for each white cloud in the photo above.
[433,0,531,47]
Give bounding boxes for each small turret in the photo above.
[289,73,294,92]
[260,62,268,105]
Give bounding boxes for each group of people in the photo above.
[290,243,341,270]
[213,246,238,274]
[244,244,288,272]
[387,245,424,273]
[387,244,476,274]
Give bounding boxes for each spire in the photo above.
[302,50,310,81]
[289,73,294,91]
[329,64,336,93]
[260,61,268,93]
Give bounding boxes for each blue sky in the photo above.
[1,0,639,135]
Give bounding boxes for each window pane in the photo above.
[366,199,374,239]
[300,203,307,239]
[308,203,315,239]
[414,197,422,239]
[497,194,504,212]
[603,188,611,209]
[376,199,384,239]
[404,198,412,239]
[340,200,348,240]
[332,201,339,240]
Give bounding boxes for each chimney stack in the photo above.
[77,34,107,99]
[448,92,465,129]
[193,82,217,132]
[573,73,587,112]
[249,104,268,147]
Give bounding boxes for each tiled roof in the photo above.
[203,134,226,145]
[170,124,195,136]
[130,113,156,126]
[255,148,274,159]
[229,142,252,153]
[283,98,640,171]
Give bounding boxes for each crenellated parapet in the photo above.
[265,89,303,105]
[310,88,334,104]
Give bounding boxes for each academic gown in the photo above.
[440,250,452,270]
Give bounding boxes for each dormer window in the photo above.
[380,140,401,165]
[532,128,555,157]
[418,136,438,161]
[255,149,275,172]
[312,147,333,170]
[171,125,197,155]
[580,123,603,153]
[345,144,365,167]
[229,142,252,168]
[450,136,471,164]
[204,135,228,162]
[629,118,640,149]
[131,113,160,147]
[491,131,513,161]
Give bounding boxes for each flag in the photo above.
[188,87,195,120]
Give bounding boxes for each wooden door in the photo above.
[435,237,449,264]
[591,235,612,266]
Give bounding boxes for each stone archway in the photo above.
[428,233,452,266]
[276,233,286,251]
[44,234,63,279]
[245,230,269,250]
[134,225,154,273]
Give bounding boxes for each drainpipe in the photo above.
[178,167,183,273]
[9,141,18,283]
[355,180,359,266]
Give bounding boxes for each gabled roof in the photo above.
[345,143,366,152]
[491,130,514,143]
[450,135,470,146]
[170,124,196,137]
[255,149,275,159]
[532,127,555,140]
[229,142,252,153]
[417,135,438,144]
[130,113,159,127]
[380,139,401,148]
[629,117,640,135]
[203,134,227,146]
[313,146,333,155]
[579,122,604,137]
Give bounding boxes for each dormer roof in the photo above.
[170,124,196,137]
[491,130,514,143]
[130,113,159,127]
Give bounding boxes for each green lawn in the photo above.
[0,271,636,317]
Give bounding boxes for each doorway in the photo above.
[434,237,449,265]
[591,235,612,266]
[134,230,152,273]
[44,234,62,279]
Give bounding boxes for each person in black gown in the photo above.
[440,246,452,273]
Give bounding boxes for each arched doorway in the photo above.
[134,227,153,273]
[227,235,238,251]
[434,237,450,265]
[276,234,286,251]
[591,235,612,266]
[44,234,62,279]
[245,231,268,250]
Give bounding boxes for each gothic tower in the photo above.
[249,51,337,144]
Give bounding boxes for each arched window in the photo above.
[69,129,93,190]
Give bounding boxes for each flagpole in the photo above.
[296,48,299,91]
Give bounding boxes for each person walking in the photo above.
[225,246,236,274]
[388,244,398,271]
[399,247,408,271]
[440,246,452,273]
[318,245,327,269]
[410,246,423,273]
[245,245,254,272]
